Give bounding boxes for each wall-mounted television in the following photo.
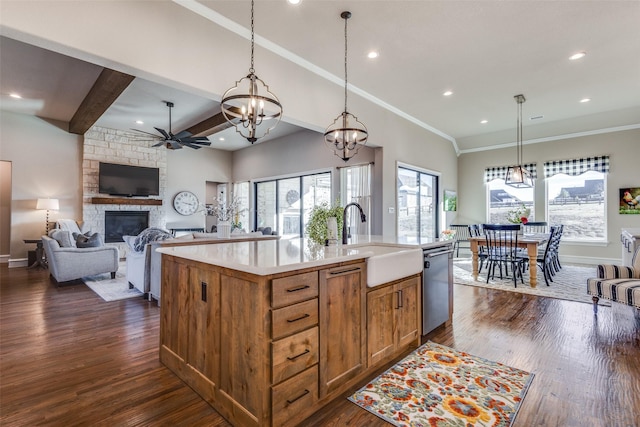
[98,162,160,197]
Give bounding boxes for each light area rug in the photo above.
[349,341,534,427]
[453,258,611,306]
[82,263,143,302]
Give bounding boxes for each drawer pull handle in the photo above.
[329,267,360,275]
[286,389,309,405]
[286,285,310,293]
[287,313,310,323]
[201,282,207,302]
[287,349,310,361]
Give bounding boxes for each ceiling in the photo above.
[1,1,639,153]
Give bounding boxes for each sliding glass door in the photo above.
[397,166,439,240]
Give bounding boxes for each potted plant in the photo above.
[306,201,344,245]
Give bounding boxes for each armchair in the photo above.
[587,245,640,312]
[42,235,119,284]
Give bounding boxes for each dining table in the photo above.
[469,233,550,288]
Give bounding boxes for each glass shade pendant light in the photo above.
[324,11,368,162]
[505,94,533,188]
[220,0,282,144]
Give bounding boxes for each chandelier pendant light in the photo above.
[324,11,368,162]
[505,94,533,188]
[220,0,282,144]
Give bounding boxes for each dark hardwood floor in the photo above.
[1,264,638,426]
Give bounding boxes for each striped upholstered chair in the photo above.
[587,245,640,313]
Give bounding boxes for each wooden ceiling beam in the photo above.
[184,107,241,137]
[69,68,135,135]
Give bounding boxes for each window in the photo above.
[232,181,249,230]
[545,156,609,242]
[484,163,536,224]
[255,172,331,238]
[486,179,534,224]
[340,164,372,236]
[397,165,438,240]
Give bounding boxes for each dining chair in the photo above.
[518,225,560,286]
[449,224,471,257]
[522,221,548,234]
[549,224,564,273]
[468,224,488,273]
[482,223,525,287]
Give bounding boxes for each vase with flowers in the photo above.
[506,203,530,234]
[205,195,244,238]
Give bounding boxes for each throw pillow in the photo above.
[133,227,173,252]
[73,232,104,248]
[49,229,76,248]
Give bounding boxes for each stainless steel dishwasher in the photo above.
[422,245,453,335]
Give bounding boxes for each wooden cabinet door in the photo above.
[188,266,220,386]
[367,285,396,366]
[395,276,421,349]
[160,257,190,361]
[319,263,366,397]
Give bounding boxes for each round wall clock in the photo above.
[286,189,299,206]
[173,191,199,216]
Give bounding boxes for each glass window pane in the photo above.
[341,165,371,236]
[278,178,301,239]
[232,182,249,232]
[487,179,534,224]
[398,168,419,239]
[546,171,606,241]
[419,173,435,239]
[303,173,332,236]
[256,181,276,231]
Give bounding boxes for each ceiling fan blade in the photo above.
[170,140,183,149]
[131,128,162,138]
[152,141,165,147]
[154,127,171,139]
[183,142,202,149]
[173,130,193,140]
[181,137,211,145]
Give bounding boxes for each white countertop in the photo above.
[156,235,451,276]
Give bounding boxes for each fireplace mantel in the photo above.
[91,197,163,206]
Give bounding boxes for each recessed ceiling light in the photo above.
[218,137,225,141]
[287,0,301,4]
[480,119,488,124]
[580,98,591,103]
[367,51,378,59]
[9,93,22,99]
[443,91,453,97]
[569,51,586,60]
[135,120,144,125]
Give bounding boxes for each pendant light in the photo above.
[324,11,368,162]
[505,94,533,188]
[220,0,282,144]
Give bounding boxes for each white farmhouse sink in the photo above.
[343,245,423,287]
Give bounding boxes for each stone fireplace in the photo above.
[104,211,149,243]
[82,126,167,254]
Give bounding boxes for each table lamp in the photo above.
[36,198,59,234]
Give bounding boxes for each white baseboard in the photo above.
[559,255,620,266]
[8,258,28,268]
[0,254,9,264]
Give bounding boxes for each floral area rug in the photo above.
[82,263,143,302]
[453,258,611,306]
[349,341,534,427]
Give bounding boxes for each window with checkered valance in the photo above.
[543,156,610,177]
[484,163,537,182]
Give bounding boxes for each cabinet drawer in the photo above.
[272,271,318,308]
[272,365,319,427]
[272,299,318,340]
[272,327,318,384]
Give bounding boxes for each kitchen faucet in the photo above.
[342,202,367,244]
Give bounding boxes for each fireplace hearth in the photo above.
[104,211,149,243]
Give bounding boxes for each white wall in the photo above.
[457,128,640,263]
[0,111,82,260]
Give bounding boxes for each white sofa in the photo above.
[126,232,278,304]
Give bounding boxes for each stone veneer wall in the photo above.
[83,126,167,256]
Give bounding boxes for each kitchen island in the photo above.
[157,237,452,426]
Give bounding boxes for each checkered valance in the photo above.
[484,163,537,182]
[544,156,610,177]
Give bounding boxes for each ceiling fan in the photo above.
[132,101,211,149]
